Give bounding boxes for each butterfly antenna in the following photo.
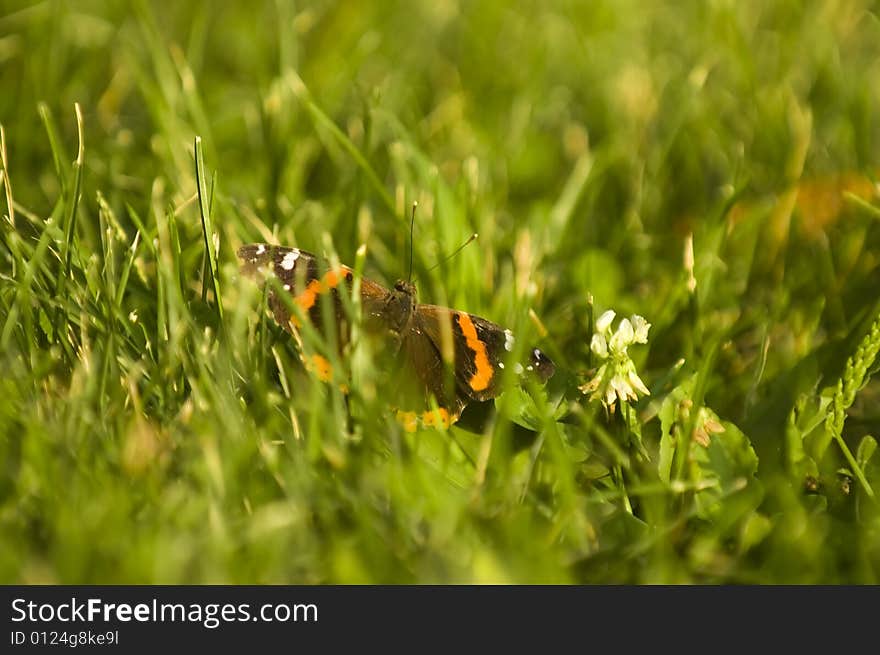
[407,200,417,284]
[428,233,479,272]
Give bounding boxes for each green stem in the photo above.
[834,433,875,499]
[614,463,633,514]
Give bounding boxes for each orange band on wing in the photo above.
[293,267,349,313]
[456,313,493,392]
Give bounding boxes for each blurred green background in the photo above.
[1,0,879,583]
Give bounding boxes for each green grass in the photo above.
[2,0,880,583]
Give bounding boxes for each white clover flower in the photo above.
[579,310,652,412]
[627,369,650,396]
[631,314,650,344]
[596,309,617,333]
[609,317,634,354]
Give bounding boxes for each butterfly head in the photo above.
[386,279,418,333]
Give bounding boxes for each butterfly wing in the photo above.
[407,305,502,404]
[237,244,392,335]
[413,304,555,404]
[393,318,467,423]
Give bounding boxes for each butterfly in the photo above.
[237,243,555,430]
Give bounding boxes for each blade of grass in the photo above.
[284,70,395,216]
[0,123,21,265]
[37,102,69,188]
[194,136,223,320]
[59,103,84,283]
[0,124,14,230]
[115,231,140,310]
[1,215,56,352]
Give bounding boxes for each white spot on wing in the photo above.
[498,362,505,369]
[281,249,299,270]
[504,329,515,352]
[256,244,266,255]
[283,284,291,291]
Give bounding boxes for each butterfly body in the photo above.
[238,244,554,427]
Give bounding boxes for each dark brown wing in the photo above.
[412,305,505,403]
[394,318,466,421]
[413,304,555,403]
[237,243,391,336]
[238,243,404,383]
